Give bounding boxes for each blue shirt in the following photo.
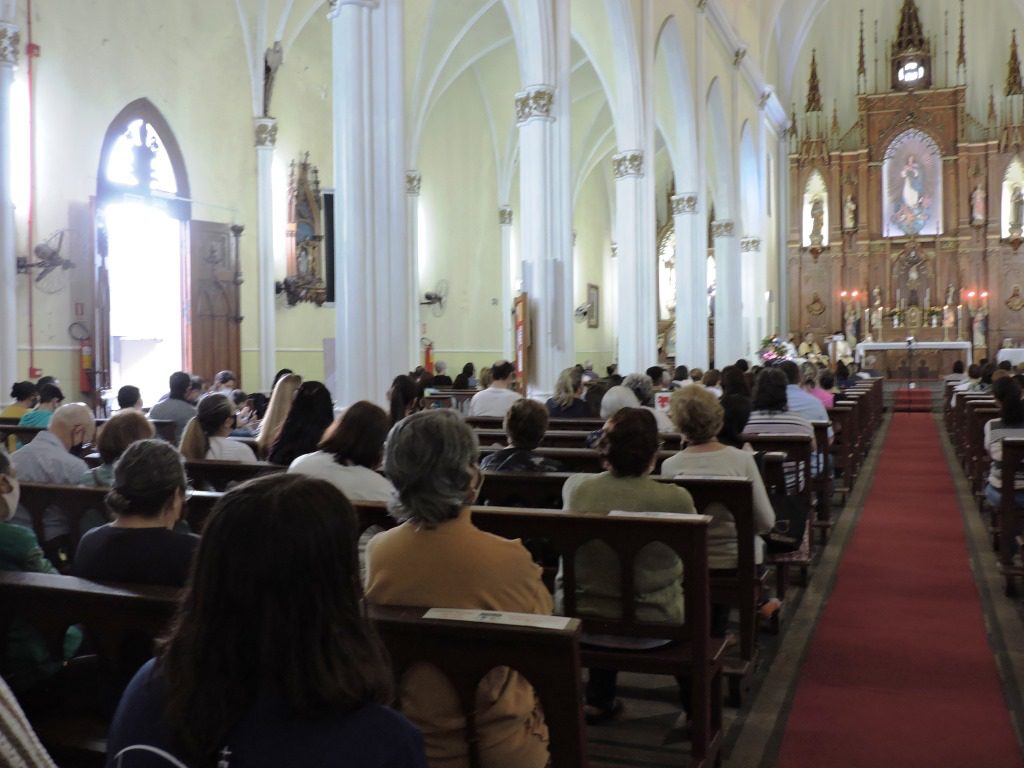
[106,659,427,768]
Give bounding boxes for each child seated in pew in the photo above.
[480,399,564,472]
[73,440,198,588]
[560,408,695,727]
[0,452,82,694]
[366,410,552,768]
[106,474,426,768]
[179,394,257,464]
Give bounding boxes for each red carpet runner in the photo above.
[776,412,1022,768]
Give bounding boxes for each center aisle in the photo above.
[776,411,1022,768]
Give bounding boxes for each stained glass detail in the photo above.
[104,119,178,195]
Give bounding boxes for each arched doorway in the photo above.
[96,99,191,407]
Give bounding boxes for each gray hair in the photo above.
[622,373,655,407]
[435,360,447,374]
[385,409,479,525]
[106,439,186,518]
[600,385,640,419]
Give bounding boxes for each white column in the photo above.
[614,151,657,374]
[406,170,421,367]
[330,0,411,407]
[517,84,573,397]
[742,236,764,352]
[673,193,708,369]
[713,220,743,365]
[0,20,17,392]
[499,205,514,362]
[253,118,277,391]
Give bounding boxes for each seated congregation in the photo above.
[0,357,884,767]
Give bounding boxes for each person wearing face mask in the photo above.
[365,409,553,768]
[0,451,83,692]
[9,404,96,565]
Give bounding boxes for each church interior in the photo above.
[3,1,1024,767]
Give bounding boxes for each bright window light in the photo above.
[9,78,28,213]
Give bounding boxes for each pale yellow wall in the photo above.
[573,164,616,371]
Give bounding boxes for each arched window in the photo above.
[97,99,190,220]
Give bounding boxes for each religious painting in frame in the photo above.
[882,128,943,238]
[587,284,600,328]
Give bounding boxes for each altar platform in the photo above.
[855,340,972,379]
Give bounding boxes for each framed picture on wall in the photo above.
[587,284,600,328]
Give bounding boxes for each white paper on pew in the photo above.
[608,510,691,518]
[423,608,573,630]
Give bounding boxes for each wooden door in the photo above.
[188,221,241,387]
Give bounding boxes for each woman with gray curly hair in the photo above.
[365,409,553,768]
[72,439,198,587]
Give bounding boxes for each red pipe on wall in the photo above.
[24,0,37,376]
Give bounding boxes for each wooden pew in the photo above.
[94,418,177,445]
[997,438,1024,596]
[0,419,177,448]
[810,420,833,541]
[467,416,606,432]
[474,428,683,451]
[353,502,723,767]
[184,459,285,490]
[0,423,44,446]
[965,401,1000,511]
[827,404,856,499]
[369,604,589,768]
[479,446,678,474]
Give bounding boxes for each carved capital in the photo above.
[515,86,554,124]
[253,118,278,147]
[405,171,421,195]
[327,0,379,18]
[671,194,698,214]
[711,220,735,238]
[611,242,618,259]
[612,151,643,178]
[0,24,18,67]
[734,47,747,68]
[741,237,762,252]
[499,206,513,225]
[696,0,709,11]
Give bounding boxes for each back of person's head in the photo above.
[735,358,750,372]
[35,375,56,388]
[156,474,391,764]
[981,362,998,385]
[607,373,623,386]
[719,365,750,397]
[388,374,418,425]
[385,409,479,526]
[552,367,583,408]
[778,360,800,385]
[168,371,191,399]
[0,450,16,521]
[434,360,448,375]
[106,439,185,518]
[645,366,666,387]
[819,370,835,390]
[179,394,233,460]
[993,370,1012,385]
[49,403,94,446]
[97,410,155,465]
[230,389,248,407]
[600,384,640,418]
[598,407,658,477]
[117,385,142,410]
[800,362,818,387]
[689,368,704,382]
[622,373,655,407]
[999,360,1013,372]
[38,383,63,405]
[670,386,724,444]
[272,368,294,391]
[268,382,335,465]
[9,381,37,403]
[257,373,303,454]
[479,367,493,388]
[673,365,688,382]
[320,401,389,469]
[752,367,789,412]
[967,363,982,379]
[214,370,237,387]
[993,377,1024,427]
[953,360,965,374]
[702,369,721,388]
[491,360,515,382]
[1015,374,1024,390]
[504,398,548,450]
[719,393,753,448]
[249,392,270,419]
[462,362,475,376]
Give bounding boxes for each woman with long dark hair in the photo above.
[179,394,257,463]
[105,474,426,767]
[267,381,335,466]
[387,375,419,426]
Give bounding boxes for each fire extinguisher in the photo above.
[422,337,434,373]
[69,322,93,394]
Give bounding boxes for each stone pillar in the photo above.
[499,205,514,362]
[0,19,17,391]
[742,236,764,352]
[614,151,658,374]
[253,118,277,392]
[672,193,708,369]
[406,170,421,368]
[329,0,411,407]
[712,220,743,366]
[517,84,573,396]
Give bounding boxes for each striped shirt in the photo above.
[984,418,1024,489]
[745,410,817,490]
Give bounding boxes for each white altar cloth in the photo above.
[855,340,972,366]
[997,348,1024,367]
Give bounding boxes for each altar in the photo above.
[855,341,972,378]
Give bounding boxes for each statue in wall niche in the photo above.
[872,285,882,307]
[1007,285,1024,312]
[970,182,986,226]
[810,196,825,241]
[1013,186,1024,233]
[973,305,988,347]
[945,283,956,306]
[843,194,857,231]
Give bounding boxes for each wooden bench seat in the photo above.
[474,428,683,450]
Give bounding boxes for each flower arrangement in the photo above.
[758,335,790,363]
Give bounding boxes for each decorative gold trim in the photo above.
[515,86,554,124]
[253,118,278,147]
[612,151,643,178]
[405,171,421,195]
